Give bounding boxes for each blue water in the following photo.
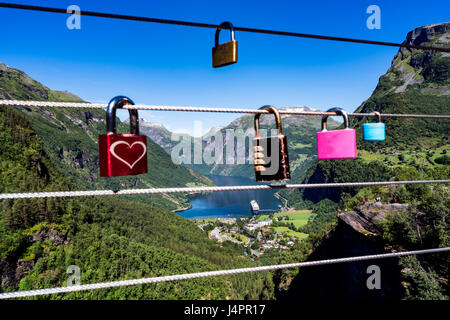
[177,175,283,219]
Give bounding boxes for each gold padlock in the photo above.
[212,21,238,68]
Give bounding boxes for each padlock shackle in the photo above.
[321,107,349,131]
[254,105,283,137]
[215,21,235,46]
[365,111,382,123]
[106,96,139,135]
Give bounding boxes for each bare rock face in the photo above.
[364,21,450,95]
[339,203,409,235]
[0,228,70,291]
[393,22,450,91]
[32,228,70,246]
[59,147,96,171]
[82,111,104,126]
[402,22,450,48]
[15,260,35,282]
[125,118,175,152]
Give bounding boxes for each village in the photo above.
[194,208,314,258]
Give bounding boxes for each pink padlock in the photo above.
[316,107,357,160]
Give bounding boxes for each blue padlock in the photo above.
[363,111,385,141]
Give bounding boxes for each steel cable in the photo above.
[2,100,450,119]
[0,2,449,52]
[0,180,449,200]
[0,247,448,299]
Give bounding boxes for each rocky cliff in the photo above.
[339,202,410,235]
[280,203,409,300]
[353,22,449,150]
[395,22,450,94]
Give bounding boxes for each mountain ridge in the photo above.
[131,105,340,180]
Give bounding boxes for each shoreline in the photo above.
[274,192,289,210]
[188,214,253,221]
[173,204,192,213]
[173,175,285,218]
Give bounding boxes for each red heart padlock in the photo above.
[99,96,148,177]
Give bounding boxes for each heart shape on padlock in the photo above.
[109,141,147,169]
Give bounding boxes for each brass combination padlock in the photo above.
[253,106,291,182]
[212,21,238,68]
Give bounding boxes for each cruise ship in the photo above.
[250,200,260,215]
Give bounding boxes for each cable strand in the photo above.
[0,2,449,52]
[0,247,448,299]
[2,100,450,119]
[0,180,449,200]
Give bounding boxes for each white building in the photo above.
[244,219,273,231]
[209,227,222,242]
[259,219,273,227]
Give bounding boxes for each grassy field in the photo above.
[192,218,218,224]
[288,153,309,171]
[358,145,450,169]
[291,142,312,149]
[257,210,315,240]
[257,210,315,228]
[224,233,250,244]
[272,227,308,239]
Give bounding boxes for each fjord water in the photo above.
[177,175,283,219]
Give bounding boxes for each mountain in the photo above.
[353,22,450,150]
[196,105,340,179]
[136,106,339,180]
[274,23,449,300]
[125,118,178,153]
[0,62,273,299]
[204,126,225,137]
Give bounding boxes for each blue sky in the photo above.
[1,0,449,135]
